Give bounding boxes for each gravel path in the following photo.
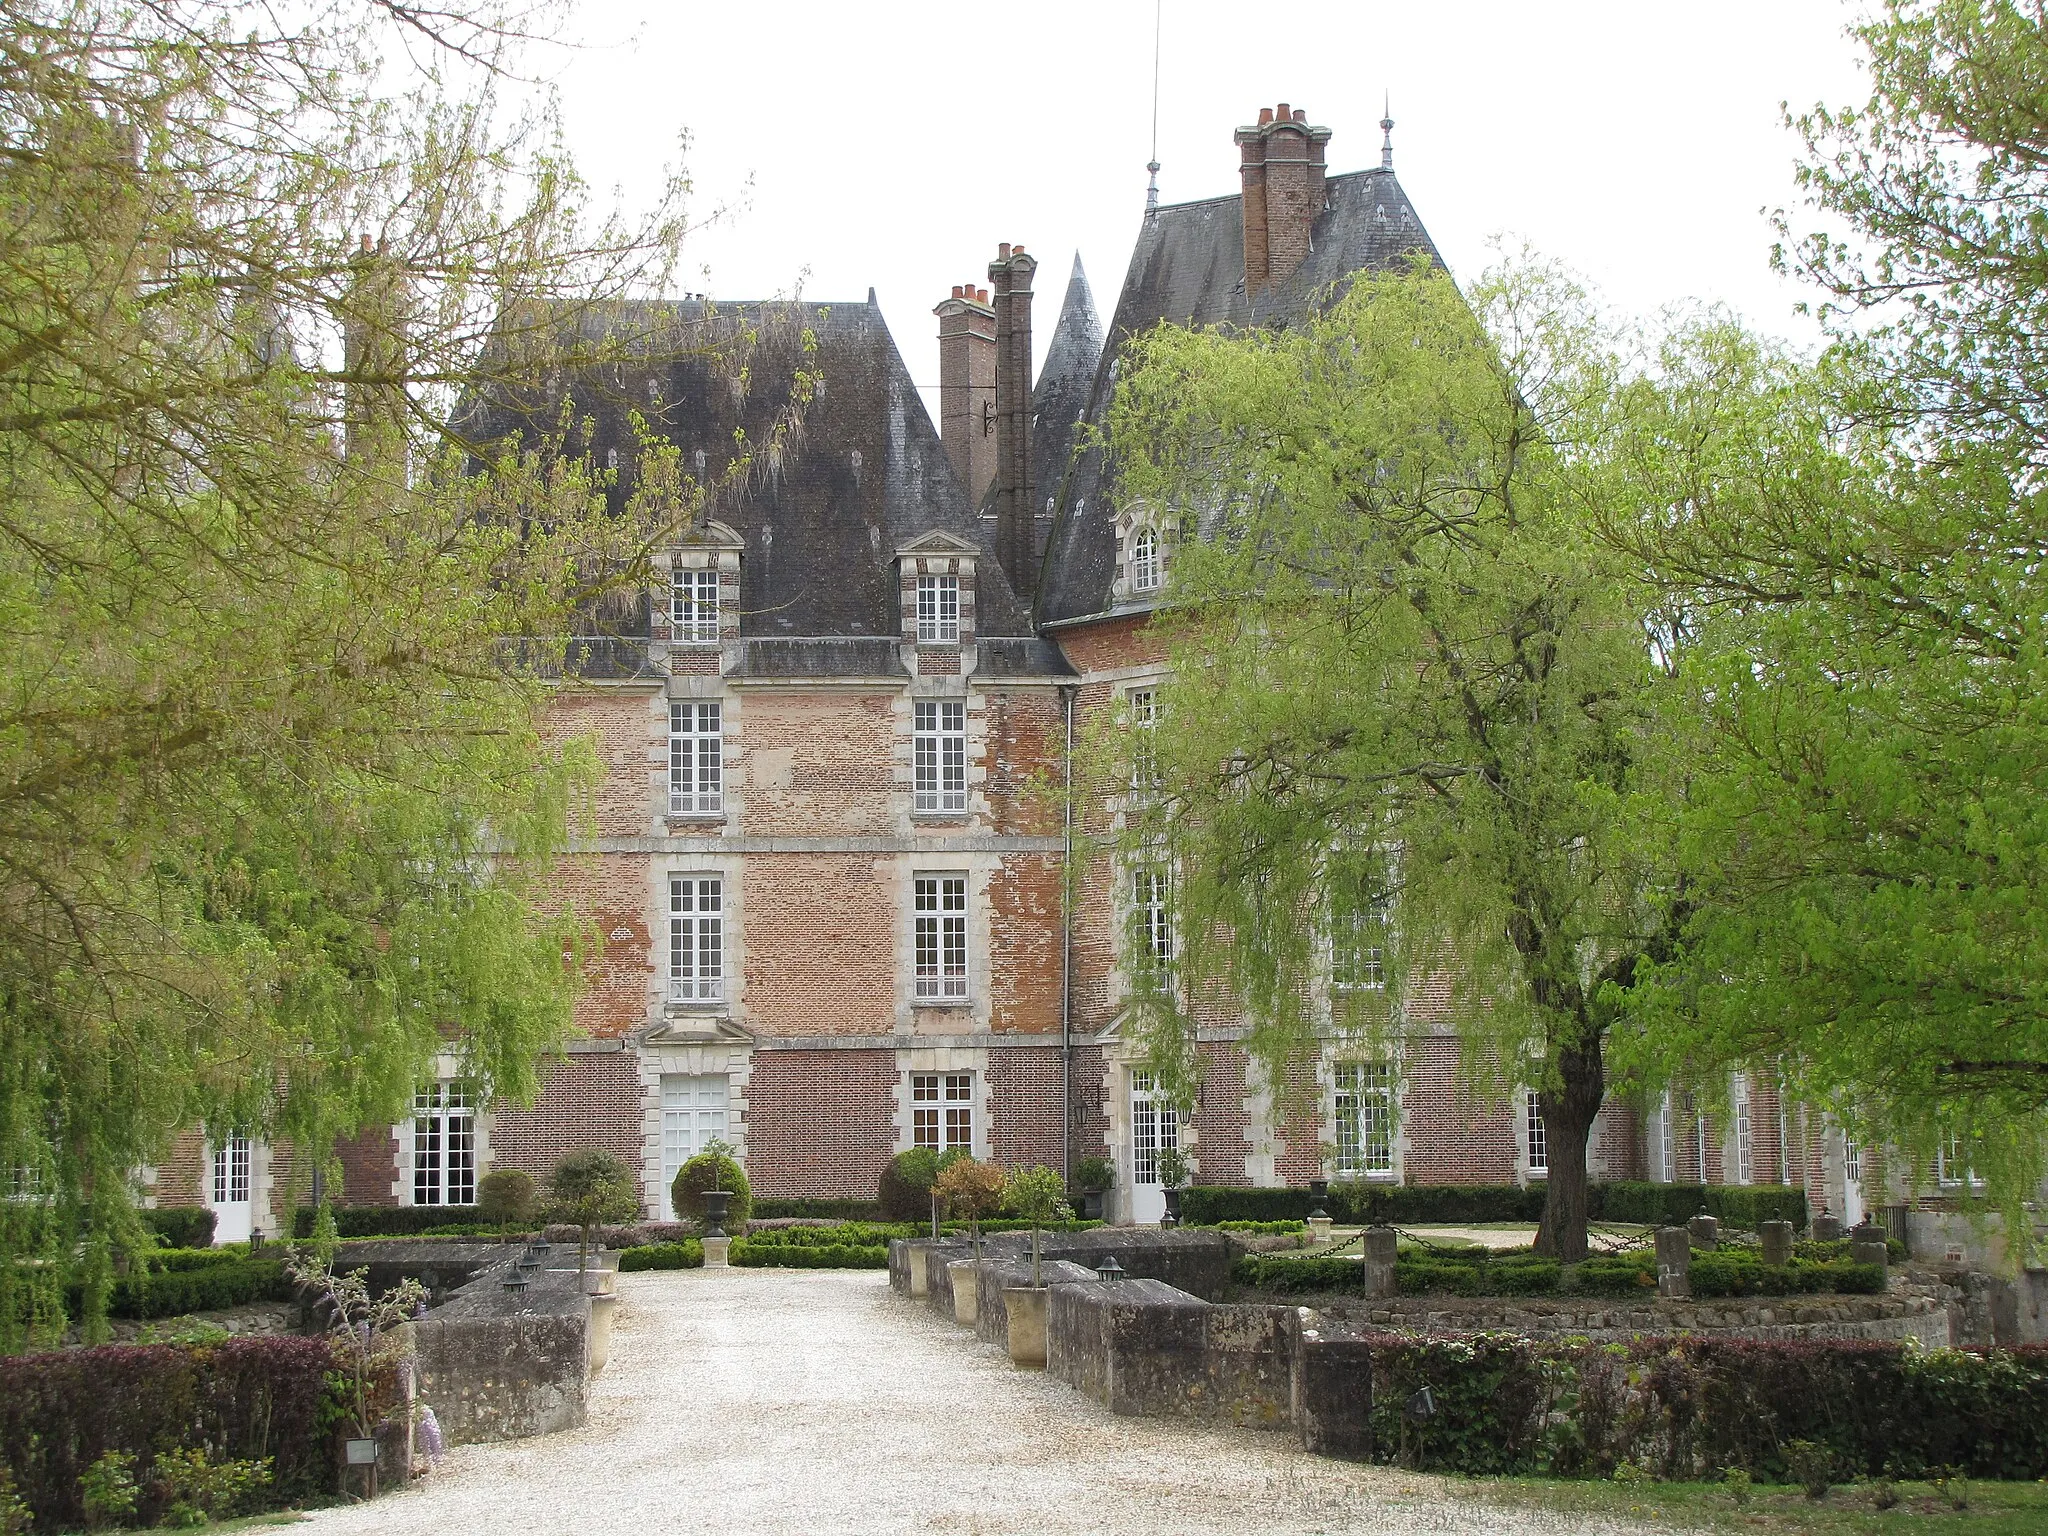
[297,1269,1657,1536]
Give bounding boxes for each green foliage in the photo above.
[1001,1166,1073,1226]
[1073,1156,1117,1193]
[1569,1254,1659,1296]
[476,1170,538,1233]
[1210,1220,1308,1235]
[750,1199,882,1222]
[0,1470,24,1536]
[140,1210,217,1251]
[932,1158,1006,1244]
[289,1205,487,1239]
[1593,1183,1807,1231]
[1153,1147,1192,1190]
[153,1448,272,1526]
[1783,1439,1834,1500]
[79,1449,138,1528]
[730,1242,887,1270]
[669,1142,752,1229]
[1181,1183,1549,1226]
[616,1242,703,1272]
[101,1258,291,1321]
[547,1150,641,1242]
[876,1148,966,1222]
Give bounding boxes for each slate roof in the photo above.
[1036,167,1444,626]
[463,296,1038,645]
[1021,255,1105,562]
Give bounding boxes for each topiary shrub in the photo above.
[877,1148,965,1222]
[933,1158,1005,1254]
[142,1208,217,1250]
[670,1141,752,1230]
[475,1168,538,1235]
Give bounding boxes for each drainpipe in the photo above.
[1061,682,1077,1186]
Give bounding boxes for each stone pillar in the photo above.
[1306,1215,1334,1246]
[702,1235,730,1269]
[1760,1219,1794,1267]
[1004,1286,1050,1367]
[1360,1226,1399,1299]
[904,1244,930,1297]
[1850,1222,1890,1282]
[948,1259,980,1326]
[1812,1210,1843,1242]
[1687,1213,1720,1251]
[1656,1226,1692,1300]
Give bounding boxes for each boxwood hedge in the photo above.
[1183,1181,1809,1231]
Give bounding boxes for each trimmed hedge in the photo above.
[751,1198,884,1222]
[290,1205,484,1239]
[141,1207,217,1249]
[1356,1335,2048,1479]
[732,1242,888,1270]
[617,1242,704,1271]
[1233,1244,1878,1300]
[94,1259,293,1321]
[0,1336,342,1529]
[1183,1182,1808,1231]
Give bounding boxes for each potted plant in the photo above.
[998,1165,1072,1369]
[546,1149,640,1287]
[934,1156,1006,1260]
[1156,1147,1192,1228]
[1072,1155,1115,1221]
[671,1138,753,1231]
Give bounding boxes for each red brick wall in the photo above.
[155,1130,207,1207]
[1273,1051,1325,1185]
[742,690,895,837]
[983,687,1062,837]
[986,852,1063,1036]
[744,1049,898,1199]
[543,691,656,837]
[336,1124,399,1206]
[1399,1035,1518,1185]
[1192,1041,1251,1186]
[744,854,898,1037]
[1071,1045,1109,1161]
[987,1047,1065,1172]
[548,851,654,1040]
[491,1052,647,1205]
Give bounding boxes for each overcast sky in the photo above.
[543,1,1875,408]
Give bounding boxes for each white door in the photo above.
[661,1074,730,1216]
[1129,1071,1179,1225]
[209,1135,253,1243]
[1842,1140,1866,1228]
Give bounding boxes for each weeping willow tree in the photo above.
[0,0,798,1346]
[1098,260,1679,1260]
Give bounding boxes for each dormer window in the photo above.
[672,568,721,645]
[917,575,960,644]
[1130,528,1161,593]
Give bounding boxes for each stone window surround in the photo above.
[893,1044,988,1162]
[395,1051,494,1206]
[657,855,742,1022]
[636,1041,754,1219]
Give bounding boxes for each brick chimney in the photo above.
[987,242,1038,596]
[1235,104,1332,293]
[934,282,996,507]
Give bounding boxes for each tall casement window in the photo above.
[1525,1090,1549,1177]
[914,874,969,1002]
[912,1073,973,1152]
[672,568,721,644]
[916,574,960,643]
[913,700,967,814]
[1732,1073,1754,1185]
[412,1081,475,1206]
[1131,865,1172,973]
[668,701,722,815]
[668,875,725,1003]
[211,1134,251,1207]
[1844,1138,1862,1188]
[1129,527,1161,592]
[1936,1133,1986,1189]
[1333,1063,1395,1177]
[660,1075,729,1197]
[1654,1090,1676,1183]
[1130,1070,1180,1185]
[1127,687,1160,792]
[1331,889,1390,992]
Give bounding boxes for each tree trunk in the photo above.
[1533,1025,1605,1262]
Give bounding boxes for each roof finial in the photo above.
[1380,93,1395,172]
[1145,0,1163,213]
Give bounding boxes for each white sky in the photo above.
[542,1,1875,408]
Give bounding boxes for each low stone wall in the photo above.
[1309,1292,1952,1346]
[1048,1280,1295,1427]
[990,1228,1236,1300]
[973,1258,1098,1348]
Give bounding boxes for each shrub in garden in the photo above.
[731,1242,888,1270]
[476,1168,539,1235]
[140,1208,216,1250]
[547,1149,642,1273]
[1569,1254,1658,1296]
[0,1336,339,1529]
[1002,1166,1072,1286]
[670,1140,753,1230]
[1073,1155,1116,1194]
[751,1198,882,1221]
[877,1147,966,1222]
[154,1447,272,1526]
[933,1158,1006,1255]
[88,1257,292,1321]
[289,1205,485,1239]
[79,1449,138,1528]
[617,1242,704,1272]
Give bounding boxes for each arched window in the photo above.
[1130,527,1161,592]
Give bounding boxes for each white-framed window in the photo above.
[1131,1070,1180,1185]
[913,700,967,814]
[1844,1139,1862,1186]
[660,1074,729,1199]
[668,701,722,815]
[1936,1134,1986,1189]
[211,1134,251,1206]
[1129,527,1161,592]
[1525,1090,1548,1177]
[1333,1062,1395,1177]
[1127,686,1159,792]
[912,1072,973,1151]
[1132,864,1172,972]
[668,875,725,1003]
[1331,890,1390,992]
[1655,1090,1676,1183]
[914,874,969,1002]
[1732,1073,1754,1185]
[672,568,721,644]
[411,1082,475,1207]
[916,574,960,643]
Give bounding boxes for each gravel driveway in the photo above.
[297,1269,1654,1536]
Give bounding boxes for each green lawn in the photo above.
[1461,1474,2048,1533]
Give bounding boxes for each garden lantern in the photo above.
[1095,1255,1125,1282]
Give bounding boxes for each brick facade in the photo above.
[744,1049,899,1199]
[490,1051,645,1183]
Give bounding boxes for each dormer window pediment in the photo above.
[1113,502,1172,604]
[895,530,979,655]
[660,520,744,652]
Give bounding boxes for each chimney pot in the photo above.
[976,288,988,304]
[1258,107,1273,125]
[1293,109,1306,123]
[1240,102,1328,293]
[999,242,1011,260]
[1276,102,1290,120]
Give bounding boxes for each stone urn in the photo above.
[1161,1187,1182,1228]
[701,1189,731,1238]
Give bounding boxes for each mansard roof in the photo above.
[1036,167,1443,626]
[1026,253,1105,530]
[463,296,1033,641]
